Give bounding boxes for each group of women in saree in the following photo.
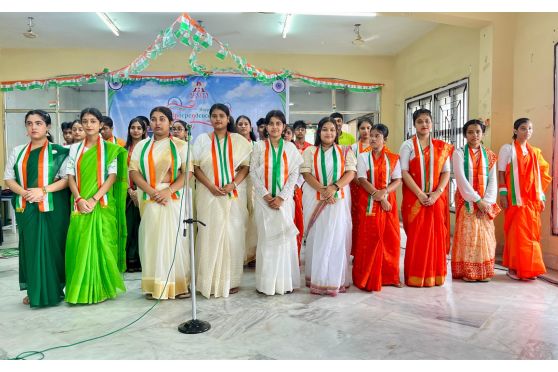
[3,105,551,308]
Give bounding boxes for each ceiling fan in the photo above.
[352,23,377,46]
[23,16,38,39]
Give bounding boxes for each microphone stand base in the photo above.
[178,319,211,334]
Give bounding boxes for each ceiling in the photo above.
[0,12,439,56]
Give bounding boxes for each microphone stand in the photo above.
[178,125,210,334]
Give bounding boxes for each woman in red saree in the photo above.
[353,124,402,291]
[350,118,372,256]
[498,118,551,280]
[400,108,454,287]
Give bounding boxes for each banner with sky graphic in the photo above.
[108,75,287,142]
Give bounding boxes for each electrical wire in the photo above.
[8,135,193,360]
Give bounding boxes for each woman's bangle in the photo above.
[371,190,377,196]
[42,186,47,195]
[75,197,83,204]
[498,187,508,195]
[168,185,174,194]
[232,181,238,190]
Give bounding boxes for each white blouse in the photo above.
[356,152,402,181]
[452,147,497,204]
[4,144,69,181]
[399,138,450,172]
[497,143,529,172]
[66,142,117,176]
[249,140,303,200]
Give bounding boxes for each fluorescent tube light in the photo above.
[96,12,120,37]
[282,14,292,39]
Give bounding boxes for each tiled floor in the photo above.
[1,229,557,360]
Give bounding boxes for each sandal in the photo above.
[145,293,156,300]
[176,293,191,299]
[229,287,239,294]
[22,296,29,305]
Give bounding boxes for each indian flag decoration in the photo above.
[13,141,54,212]
[365,151,391,216]
[509,141,545,206]
[313,144,346,201]
[139,138,181,201]
[1,13,383,94]
[74,135,108,210]
[211,133,238,198]
[463,144,489,213]
[264,139,289,197]
[413,135,435,193]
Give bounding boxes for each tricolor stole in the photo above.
[264,139,289,197]
[353,140,371,157]
[509,141,545,206]
[74,135,109,208]
[139,138,180,200]
[211,132,238,198]
[313,144,346,200]
[365,149,394,215]
[412,135,435,193]
[109,136,117,144]
[13,141,54,212]
[463,144,489,213]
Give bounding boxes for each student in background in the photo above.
[101,115,126,147]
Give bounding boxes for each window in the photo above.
[404,78,469,212]
[3,80,107,159]
[288,81,381,138]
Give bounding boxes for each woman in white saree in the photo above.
[301,117,356,296]
[193,103,252,298]
[250,110,303,295]
[129,106,192,300]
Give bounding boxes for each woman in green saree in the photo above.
[65,107,128,304]
[3,110,70,308]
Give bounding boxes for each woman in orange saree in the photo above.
[353,124,402,291]
[400,109,454,287]
[498,118,551,280]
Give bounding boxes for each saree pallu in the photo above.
[65,143,127,304]
[402,139,453,287]
[14,144,70,308]
[502,144,551,278]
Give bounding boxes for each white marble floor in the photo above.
[1,230,558,360]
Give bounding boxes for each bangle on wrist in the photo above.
[75,197,83,204]
[168,186,174,194]
[42,186,47,195]
[92,195,98,202]
[371,190,377,196]
[333,183,340,191]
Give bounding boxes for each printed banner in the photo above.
[108,75,287,142]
